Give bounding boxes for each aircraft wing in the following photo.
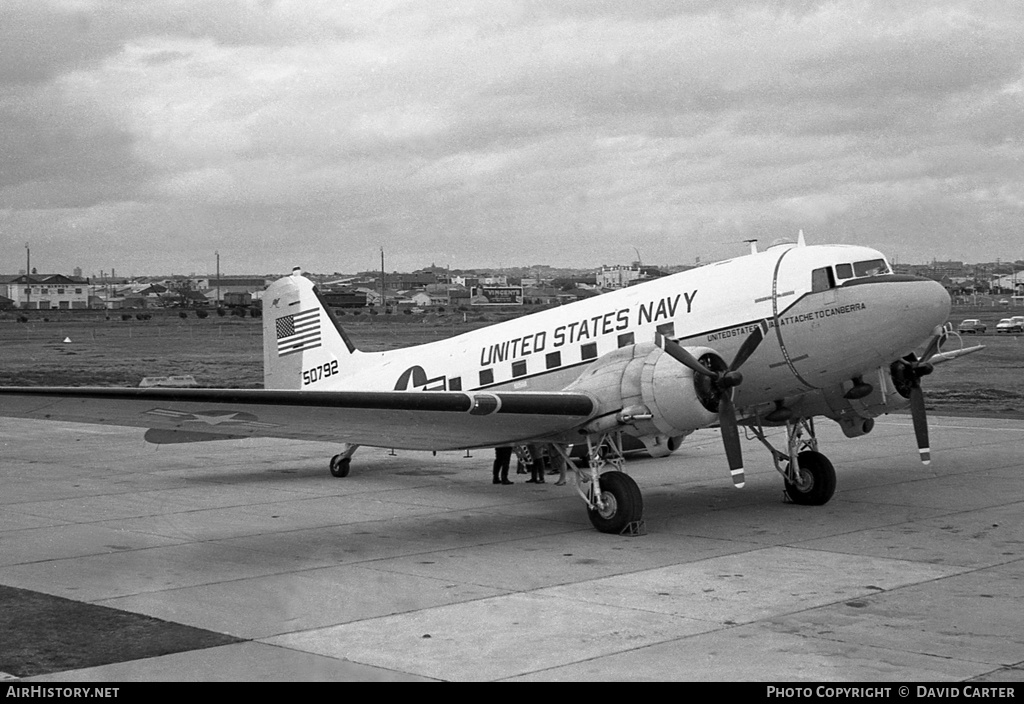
[0,387,597,450]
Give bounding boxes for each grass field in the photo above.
[2,303,1022,417]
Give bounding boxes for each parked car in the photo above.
[996,318,1015,334]
[1011,316,1024,332]
[958,319,987,334]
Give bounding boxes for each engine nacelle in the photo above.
[810,366,905,437]
[566,342,721,439]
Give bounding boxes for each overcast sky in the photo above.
[2,1,1022,277]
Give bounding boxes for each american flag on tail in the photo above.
[276,308,321,356]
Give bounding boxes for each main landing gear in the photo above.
[329,443,359,478]
[749,417,837,506]
[553,432,646,535]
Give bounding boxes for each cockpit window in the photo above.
[853,258,888,277]
[811,266,835,292]
[835,263,853,280]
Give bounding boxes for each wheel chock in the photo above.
[619,520,647,536]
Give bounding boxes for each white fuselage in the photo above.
[323,243,949,419]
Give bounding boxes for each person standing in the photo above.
[548,444,567,486]
[525,443,545,484]
[492,446,514,485]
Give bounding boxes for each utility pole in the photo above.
[24,243,31,308]
[380,247,385,311]
[215,250,221,307]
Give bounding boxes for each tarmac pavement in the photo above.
[1,414,1022,681]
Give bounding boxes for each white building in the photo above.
[0,274,90,310]
[596,265,641,290]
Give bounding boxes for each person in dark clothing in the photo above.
[525,443,545,484]
[492,446,514,485]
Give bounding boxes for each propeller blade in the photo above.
[730,320,768,371]
[909,383,930,465]
[719,395,745,487]
[657,329,754,488]
[656,334,715,378]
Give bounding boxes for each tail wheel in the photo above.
[587,471,643,533]
[329,455,351,478]
[784,450,836,505]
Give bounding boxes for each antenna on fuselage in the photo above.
[743,239,758,255]
[797,230,806,247]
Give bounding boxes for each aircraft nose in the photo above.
[918,277,950,325]
[897,276,951,346]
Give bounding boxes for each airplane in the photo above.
[0,234,983,534]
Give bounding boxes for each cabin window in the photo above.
[448,377,462,391]
[581,342,598,360]
[479,369,494,386]
[835,263,853,280]
[811,267,835,292]
[853,259,888,277]
[546,351,561,369]
[511,360,527,378]
[617,332,635,348]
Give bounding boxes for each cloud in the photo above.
[2,0,1023,274]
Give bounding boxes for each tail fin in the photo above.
[262,267,366,390]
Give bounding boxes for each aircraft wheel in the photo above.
[329,455,351,478]
[587,471,643,534]
[784,451,836,505]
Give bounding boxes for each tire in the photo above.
[329,455,351,478]
[587,471,643,533]
[784,450,836,505]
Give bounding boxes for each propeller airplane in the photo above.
[0,235,982,534]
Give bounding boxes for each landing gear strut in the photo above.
[750,417,836,506]
[553,432,645,535]
[329,443,359,478]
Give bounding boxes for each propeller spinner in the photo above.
[656,321,769,487]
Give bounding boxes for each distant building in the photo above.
[410,291,450,307]
[321,289,368,308]
[380,273,437,291]
[0,274,90,310]
[596,265,666,290]
[523,287,560,305]
[192,276,269,302]
[597,265,641,289]
[991,273,1024,294]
